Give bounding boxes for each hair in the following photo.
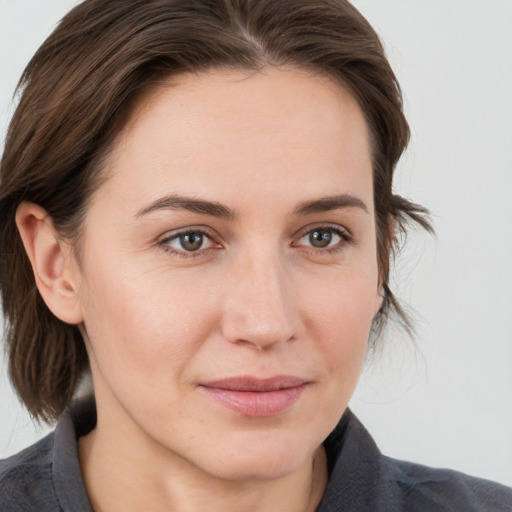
[0,0,431,422]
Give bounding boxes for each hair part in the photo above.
[0,0,431,422]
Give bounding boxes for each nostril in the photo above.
[232,334,295,351]
[221,313,297,350]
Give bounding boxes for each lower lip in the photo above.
[200,385,307,417]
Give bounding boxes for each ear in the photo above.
[15,201,84,325]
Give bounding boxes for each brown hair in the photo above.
[0,0,431,422]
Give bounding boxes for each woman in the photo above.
[0,0,510,510]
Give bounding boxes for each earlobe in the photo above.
[15,201,84,325]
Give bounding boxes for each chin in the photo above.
[208,455,305,482]
[193,430,317,482]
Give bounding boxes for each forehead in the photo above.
[94,66,374,216]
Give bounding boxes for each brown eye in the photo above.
[178,232,204,251]
[160,228,221,259]
[295,225,350,252]
[309,229,333,248]
[162,230,216,255]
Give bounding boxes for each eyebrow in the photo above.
[136,193,368,219]
[294,194,368,215]
[136,194,237,219]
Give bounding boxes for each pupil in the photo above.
[180,232,203,251]
[310,230,332,248]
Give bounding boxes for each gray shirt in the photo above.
[1,398,511,511]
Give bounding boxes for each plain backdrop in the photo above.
[1,0,511,487]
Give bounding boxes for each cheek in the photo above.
[77,258,221,388]
[303,268,378,374]
[305,262,379,333]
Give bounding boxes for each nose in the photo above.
[221,251,298,351]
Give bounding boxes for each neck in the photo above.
[78,415,328,512]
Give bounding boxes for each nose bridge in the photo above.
[222,245,296,348]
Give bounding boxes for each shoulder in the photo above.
[1,397,95,512]
[382,455,512,511]
[0,433,60,511]
[319,409,512,512]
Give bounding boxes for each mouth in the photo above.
[199,376,309,417]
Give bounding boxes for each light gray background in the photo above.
[1,0,511,487]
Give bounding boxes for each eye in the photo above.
[159,229,219,257]
[174,232,207,251]
[294,225,352,252]
[305,229,339,248]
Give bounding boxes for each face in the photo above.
[71,67,381,480]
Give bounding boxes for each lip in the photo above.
[199,376,308,417]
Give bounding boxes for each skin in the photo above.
[17,66,382,512]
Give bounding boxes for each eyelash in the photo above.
[293,224,353,255]
[158,227,220,259]
[158,224,353,260]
